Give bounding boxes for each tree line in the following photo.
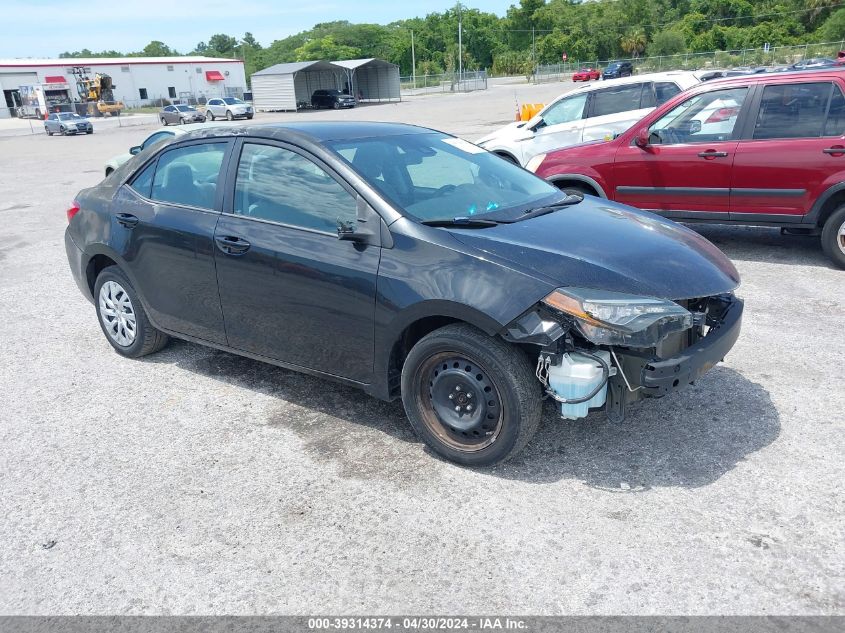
[58,0,845,79]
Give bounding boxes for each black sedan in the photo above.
[311,89,356,109]
[64,122,742,466]
[160,104,206,125]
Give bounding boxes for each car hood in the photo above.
[477,120,533,146]
[448,200,740,300]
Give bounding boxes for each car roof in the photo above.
[693,66,845,90]
[547,71,700,105]
[181,121,435,144]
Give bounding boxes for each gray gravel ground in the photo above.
[0,80,843,615]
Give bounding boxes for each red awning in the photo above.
[205,70,225,81]
[44,75,67,84]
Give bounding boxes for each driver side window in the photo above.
[648,87,748,145]
[541,93,588,126]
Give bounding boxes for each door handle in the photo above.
[823,146,845,155]
[697,150,729,159]
[215,235,251,256]
[115,213,139,228]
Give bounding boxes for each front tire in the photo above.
[401,324,542,466]
[161,117,167,126]
[94,266,169,358]
[821,205,845,269]
[226,110,234,121]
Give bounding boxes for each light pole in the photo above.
[457,2,463,83]
[411,30,416,89]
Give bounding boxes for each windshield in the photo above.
[222,97,243,105]
[175,105,194,111]
[328,133,563,223]
[58,113,81,120]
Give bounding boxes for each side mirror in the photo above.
[129,145,142,155]
[689,119,702,134]
[634,129,650,148]
[528,117,546,133]
[337,196,389,247]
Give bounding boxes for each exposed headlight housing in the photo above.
[542,287,692,348]
[525,153,547,173]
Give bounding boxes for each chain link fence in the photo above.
[533,41,845,83]
[400,71,488,96]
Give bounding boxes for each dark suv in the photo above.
[603,61,634,79]
[311,89,356,109]
[531,68,845,268]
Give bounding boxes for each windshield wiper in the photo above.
[503,195,583,222]
[420,217,500,228]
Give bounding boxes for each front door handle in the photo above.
[823,146,845,155]
[697,150,729,159]
[116,213,139,228]
[215,235,251,256]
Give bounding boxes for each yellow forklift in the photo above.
[71,67,124,117]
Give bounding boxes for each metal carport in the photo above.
[332,58,401,103]
[251,61,347,112]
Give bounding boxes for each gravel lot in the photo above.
[0,80,843,615]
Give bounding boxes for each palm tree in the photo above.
[620,29,647,59]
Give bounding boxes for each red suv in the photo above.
[531,69,845,268]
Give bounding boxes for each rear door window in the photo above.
[150,143,227,210]
[824,85,845,136]
[588,83,645,118]
[753,82,832,139]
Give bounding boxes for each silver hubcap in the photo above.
[98,281,137,346]
[838,220,845,256]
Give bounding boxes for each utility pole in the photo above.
[532,27,535,66]
[411,30,416,89]
[457,2,463,83]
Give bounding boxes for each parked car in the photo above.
[45,112,92,136]
[477,72,700,166]
[602,61,634,79]
[65,122,742,466]
[530,69,845,268]
[160,104,206,125]
[771,58,837,73]
[205,97,253,121]
[311,89,356,109]
[103,124,211,176]
[572,67,601,82]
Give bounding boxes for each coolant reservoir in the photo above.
[548,351,612,420]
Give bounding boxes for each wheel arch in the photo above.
[545,173,608,198]
[806,182,845,227]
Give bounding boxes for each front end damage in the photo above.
[503,291,743,422]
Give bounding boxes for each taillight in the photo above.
[705,107,737,123]
[67,201,80,223]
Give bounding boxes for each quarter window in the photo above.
[541,93,587,126]
[753,82,832,140]
[129,161,156,198]
[655,82,682,105]
[151,143,226,209]
[233,143,356,232]
[648,87,748,145]
[589,83,645,118]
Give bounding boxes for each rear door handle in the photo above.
[115,213,139,228]
[215,235,251,256]
[823,146,845,155]
[697,150,729,159]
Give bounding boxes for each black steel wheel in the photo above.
[401,323,542,466]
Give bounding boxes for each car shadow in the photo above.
[144,341,779,489]
[687,224,835,268]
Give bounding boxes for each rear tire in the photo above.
[94,266,169,358]
[161,117,167,126]
[207,110,215,121]
[401,324,542,467]
[821,205,845,269]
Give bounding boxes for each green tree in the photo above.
[139,41,178,57]
[620,29,648,58]
[294,35,361,61]
[817,8,845,41]
[648,30,687,56]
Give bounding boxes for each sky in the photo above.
[0,0,516,58]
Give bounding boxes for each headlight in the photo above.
[542,287,692,348]
[525,153,546,173]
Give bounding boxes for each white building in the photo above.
[0,56,246,118]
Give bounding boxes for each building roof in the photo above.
[0,56,242,67]
[252,60,342,76]
[332,58,398,70]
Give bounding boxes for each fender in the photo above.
[804,180,845,225]
[545,172,609,198]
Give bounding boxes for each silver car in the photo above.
[205,97,253,121]
[44,112,92,136]
[160,104,206,125]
